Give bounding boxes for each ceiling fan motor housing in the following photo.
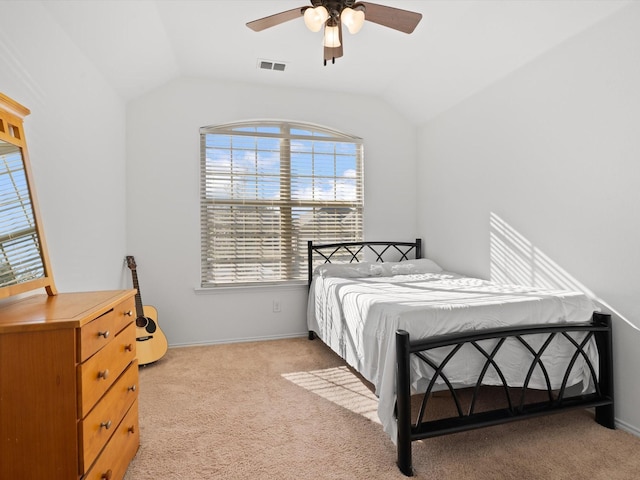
[310,0,360,19]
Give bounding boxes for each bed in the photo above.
[306,239,614,476]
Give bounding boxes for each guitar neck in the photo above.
[130,269,145,318]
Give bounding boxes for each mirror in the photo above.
[0,92,56,299]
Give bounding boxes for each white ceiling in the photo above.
[41,0,631,124]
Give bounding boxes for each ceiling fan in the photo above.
[246,1,423,65]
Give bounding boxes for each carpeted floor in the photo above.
[123,337,640,479]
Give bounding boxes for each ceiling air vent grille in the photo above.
[258,59,287,72]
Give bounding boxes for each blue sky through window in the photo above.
[204,125,360,203]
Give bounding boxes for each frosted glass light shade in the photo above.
[323,24,341,47]
[304,6,329,32]
[341,7,365,34]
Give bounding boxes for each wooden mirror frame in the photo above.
[0,92,56,299]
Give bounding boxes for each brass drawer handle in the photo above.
[101,469,113,480]
[128,384,137,392]
[97,369,109,380]
[100,420,112,430]
[124,310,133,317]
[97,330,110,339]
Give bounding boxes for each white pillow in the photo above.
[387,258,443,275]
[314,259,442,278]
[314,262,380,278]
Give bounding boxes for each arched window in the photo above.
[200,121,363,286]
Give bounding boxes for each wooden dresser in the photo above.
[0,289,140,479]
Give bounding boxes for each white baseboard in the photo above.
[616,418,640,437]
[167,332,309,349]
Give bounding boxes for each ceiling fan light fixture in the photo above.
[341,7,365,34]
[323,24,341,48]
[303,6,329,32]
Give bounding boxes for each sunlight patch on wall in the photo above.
[282,366,380,424]
[490,212,640,332]
[489,212,595,295]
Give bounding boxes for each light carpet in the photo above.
[123,337,640,479]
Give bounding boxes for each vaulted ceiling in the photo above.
[41,0,631,124]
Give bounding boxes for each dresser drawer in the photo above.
[79,360,139,472]
[78,322,136,417]
[78,297,136,362]
[83,400,139,480]
[79,310,116,362]
[112,296,135,338]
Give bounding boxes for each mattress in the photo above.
[307,267,598,441]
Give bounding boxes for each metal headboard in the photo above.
[307,239,422,287]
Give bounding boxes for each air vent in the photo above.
[257,59,287,72]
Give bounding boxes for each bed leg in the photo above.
[593,312,615,429]
[308,330,316,340]
[396,330,414,476]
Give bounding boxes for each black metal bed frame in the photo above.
[307,239,614,476]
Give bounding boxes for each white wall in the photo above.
[126,77,417,345]
[418,3,640,434]
[0,1,128,292]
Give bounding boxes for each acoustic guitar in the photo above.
[126,255,168,365]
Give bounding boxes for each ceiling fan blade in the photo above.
[246,7,305,32]
[357,2,422,34]
[324,21,343,65]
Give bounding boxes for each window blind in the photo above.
[0,145,43,287]
[200,121,363,286]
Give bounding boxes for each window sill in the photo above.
[194,281,307,295]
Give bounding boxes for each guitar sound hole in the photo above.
[135,316,148,328]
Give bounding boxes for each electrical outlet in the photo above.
[273,300,281,313]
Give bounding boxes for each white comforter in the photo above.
[307,270,598,442]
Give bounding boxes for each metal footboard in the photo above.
[395,312,614,476]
